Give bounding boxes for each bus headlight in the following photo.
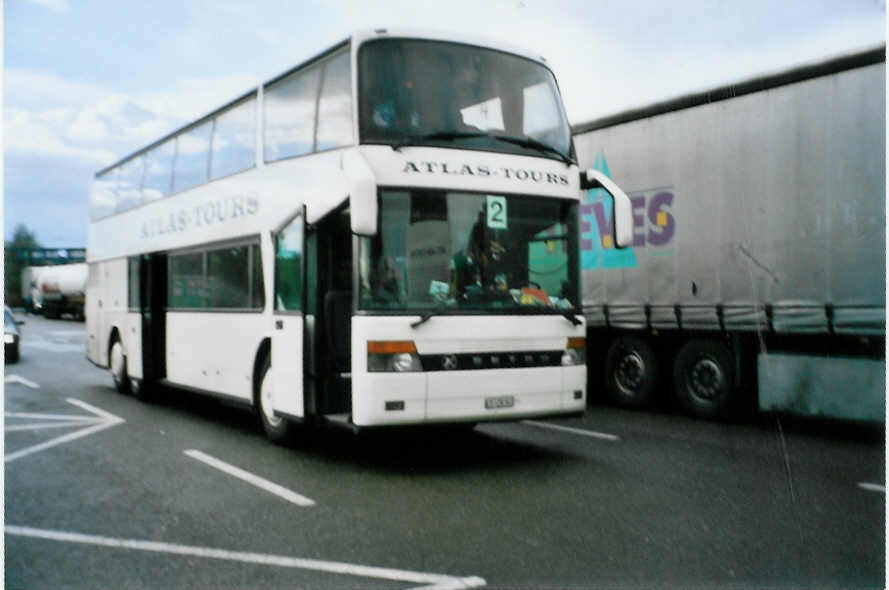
[390,352,422,372]
[368,341,422,372]
[4,333,15,344]
[561,337,586,366]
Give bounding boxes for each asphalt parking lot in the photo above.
[5,313,884,588]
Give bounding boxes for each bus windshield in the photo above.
[359,190,579,313]
[358,39,572,162]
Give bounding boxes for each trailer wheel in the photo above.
[604,336,657,408]
[109,338,130,394]
[257,355,295,444]
[673,339,735,418]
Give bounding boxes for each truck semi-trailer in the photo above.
[24,262,88,320]
[574,46,885,422]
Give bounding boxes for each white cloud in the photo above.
[5,68,104,110]
[4,67,258,168]
[5,108,115,164]
[4,75,177,167]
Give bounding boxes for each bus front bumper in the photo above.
[352,365,586,426]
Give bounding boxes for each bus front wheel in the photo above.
[257,356,294,444]
[109,339,130,394]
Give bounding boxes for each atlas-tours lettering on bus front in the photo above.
[402,161,569,185]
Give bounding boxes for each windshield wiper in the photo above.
[410,311,435,329]
[393,131,489,151]
[411,301,449,329]
[489,134,574,166]
[561,311,582,326]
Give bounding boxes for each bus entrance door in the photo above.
[270,207,306,419]
[140,253,166,387]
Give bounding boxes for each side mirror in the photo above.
[581,169,633,248]
[342,150,377,236]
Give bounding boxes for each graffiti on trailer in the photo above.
[581,153,676,270]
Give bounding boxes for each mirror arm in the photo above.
[342,150,378,236]
[581,169,634,249]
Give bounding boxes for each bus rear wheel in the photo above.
[257,356,295,444]
[604,336,657,408]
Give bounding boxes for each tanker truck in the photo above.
[26,263,88,320]
[573,46,885,422]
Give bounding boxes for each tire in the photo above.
[129,376,157,402]
[673,339,735,419]
[604,336,657,408]
[257,355,295,444]
[109,338,131,394]
[7,343,20,364]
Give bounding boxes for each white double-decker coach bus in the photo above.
[87,29,633,441]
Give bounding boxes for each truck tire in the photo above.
[257,355,295,444]
[604,336,657,408]
[673,339,735,418]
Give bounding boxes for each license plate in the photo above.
[485,395,515,409]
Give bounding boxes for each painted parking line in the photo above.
[5,421,104,432]
[521,420,621,442]
[5,399,125,463]
[185,450,316,507]
[5,375,40,389]
[6,412,101,422]
[5,525,486,590]
[858,482,885,493]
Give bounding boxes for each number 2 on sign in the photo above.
[487,195,507,229]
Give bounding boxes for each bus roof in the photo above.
[96,29,552,177]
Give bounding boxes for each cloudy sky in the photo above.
[4,0,885,246]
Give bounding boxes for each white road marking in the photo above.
[522,420,621,441]
[66,398,124,422]
[5,375,40,389]
[185,450,316,507]
[5,412,102,421]
[858,482,885,493]
[5,525,486,589]
[5,399,125,463]
[5,421,103,432]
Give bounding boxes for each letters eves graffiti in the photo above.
[140,194,259,239]
[581,153,675,270]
